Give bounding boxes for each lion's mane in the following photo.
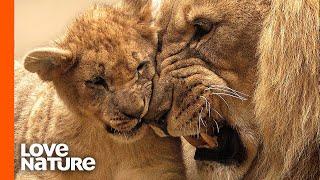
[253,0,320,179]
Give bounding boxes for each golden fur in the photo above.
[251,0,320,179]
[147,0,319,179]
[14,1,185,179]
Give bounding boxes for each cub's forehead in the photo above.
[75,49,139,85]
[58,7,144,54]
[79,48,138,72]
[56,6,155,80]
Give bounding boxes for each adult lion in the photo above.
[146,0,320,179]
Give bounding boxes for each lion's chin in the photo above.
[183,122,247,165]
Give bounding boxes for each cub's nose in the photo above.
[121,103,144,119]
[123,111,142,119]
[113,95,145,119]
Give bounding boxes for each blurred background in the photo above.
[14,0,117,60]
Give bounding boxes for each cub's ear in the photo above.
[123,0,152,23]
[24,47,75,81]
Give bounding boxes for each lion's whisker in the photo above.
[204,87,232,108]
[197,116,200,138]
[200,95,211,118]
[209,84,248,95]
[211,92,247,101]
[200,96,208,112]
[200,95,222,135]
[213,119,220,134]
[210,106,223,119]
[206,87,247,100]
[214,93,230,109]
[200,113,207,128]
[207,100,211,118]
[209,85,249,97]
[197,107,205,138]
[205,87,243,99]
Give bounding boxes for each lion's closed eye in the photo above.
[137,61,149,75]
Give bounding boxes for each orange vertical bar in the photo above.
[0,0,14,178]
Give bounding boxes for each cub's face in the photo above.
[24,5,156,142]
[61,43,155,142]
[146,0,269,178]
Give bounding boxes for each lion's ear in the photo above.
[123,0,153,23]
[24,47,75,81]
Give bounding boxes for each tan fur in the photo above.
[15,1,185,179]
[147,0,319,179]
[251,0,320,179]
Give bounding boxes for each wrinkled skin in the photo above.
[145,0,270,179]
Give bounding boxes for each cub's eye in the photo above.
[85,76,108,90]
[137,61,148,76]
[193,18,214,41]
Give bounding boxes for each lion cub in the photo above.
[15,1,185,179]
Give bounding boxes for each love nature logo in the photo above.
[20,144,96,171]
